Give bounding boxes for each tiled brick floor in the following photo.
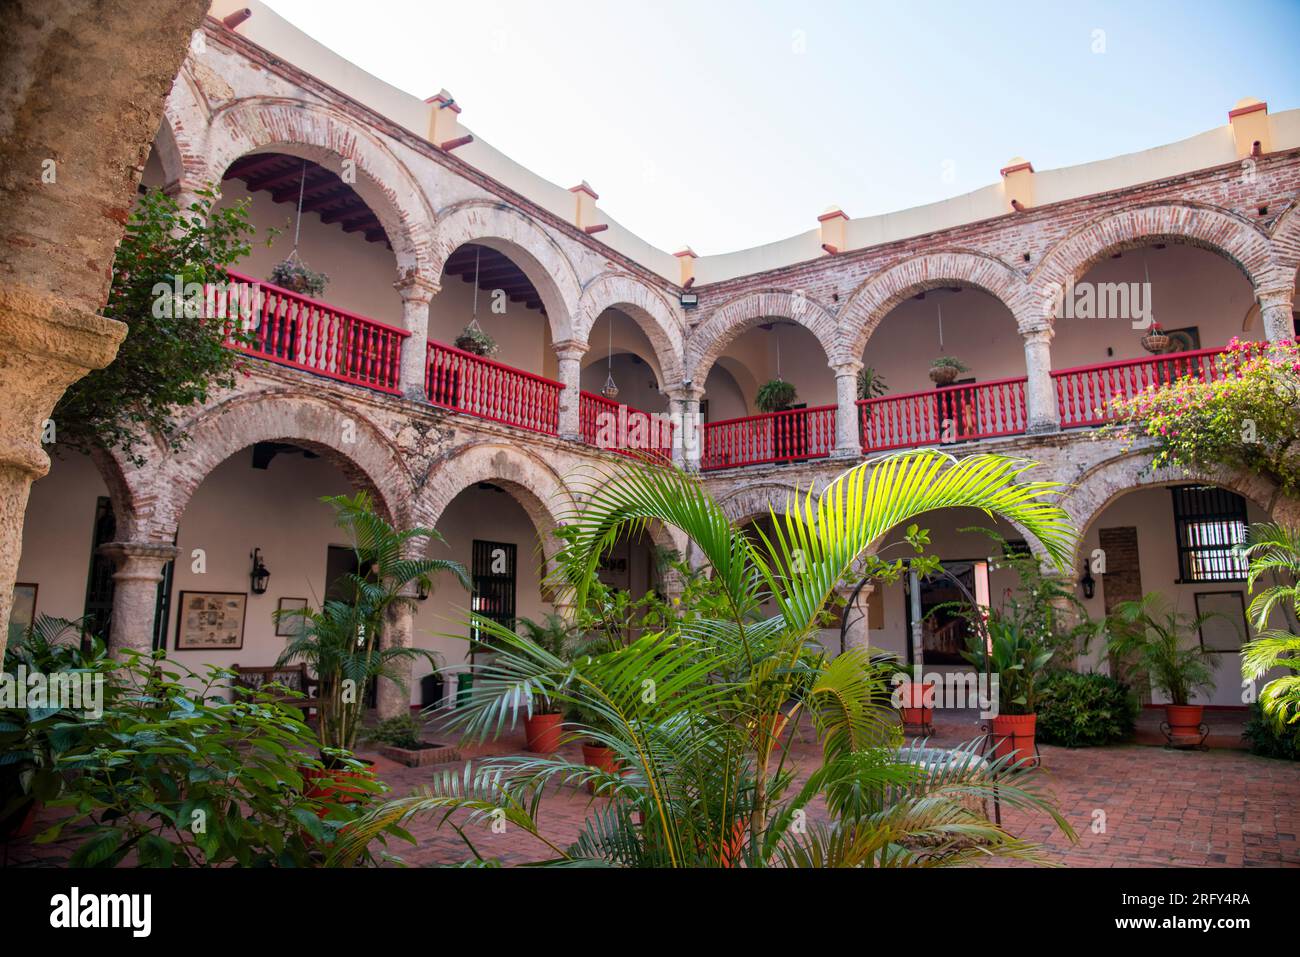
[367,710,1300,868]
[6,711,1296,868]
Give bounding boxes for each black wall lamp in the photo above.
[1079,562,1096,600]
[250,548,271,595]
[417,577,431,601]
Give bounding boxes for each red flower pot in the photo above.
[524,712,564,753]
[899,681,936,730]
[582,742,622,794]
[301,760,376,810]
[749,712,790,753]
[990,713,1037,765]
[1165,704,1204,740]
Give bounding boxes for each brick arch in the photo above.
[1269,199,1300,291]
[717,481,802,525]
[687,290,840,387]
[1059,450,1298,573]
[120,389,412,542]
[840,250,1030,359]
[413,440,578,577]
[575,272,686,387]
[196,97,438,282]
[431,201,582,344]
[1031,202,1277,324]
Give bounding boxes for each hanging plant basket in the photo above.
[928,356,968,385]
[455,325,498,357]
[269,258,328,297]
[601,381,620,400]
[755,379,798,413]
[1140,323,1170,354]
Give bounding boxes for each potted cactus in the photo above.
[928,356,968,386]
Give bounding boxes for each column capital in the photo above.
[666,383,706,402]
[394,272,440,303]
[1020,323,1054,345]
[831,357,863,378]
[1256,284,1296,308]
[99,541,179,568]
[552,338,589,361]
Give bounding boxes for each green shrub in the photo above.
[1036,671,1137,747]
[1243,702,1300,760]
[364,714,427,750]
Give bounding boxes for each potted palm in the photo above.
[929,356,968,385]
[755,378,798,413]
[963,616,1054,764]
[277,492,469,797]
[515,614,578,753]
[1105,594,1220,743]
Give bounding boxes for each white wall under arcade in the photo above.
[14,448,555,708]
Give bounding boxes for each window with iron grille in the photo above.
[471,540,517,635]
[1170,486,1248,583]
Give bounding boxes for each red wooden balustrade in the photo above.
[858,376,1028,453]
[219,270,408,394]
[579,391,674,462]
[702,405,836,471]
[1052,347,1232,428]
[425,340,563,435]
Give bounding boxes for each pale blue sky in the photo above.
[263,0,1300,254]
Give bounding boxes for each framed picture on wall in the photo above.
[11,583,37,635]
[175,591,247,650]
[1194,591,1247,653]
[275,597,308,637]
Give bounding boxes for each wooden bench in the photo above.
[232,663,321,717]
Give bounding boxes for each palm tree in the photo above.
[277,492,469,755]
[1105,594,1219,706]
[1241,522,1300,731]
[331,451,1077,867]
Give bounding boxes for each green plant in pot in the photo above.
[268,255,328,297]
[0,617,106,840]
[755,378,798,413]
[454,324,498,357]
[929,356,968,386]
[857,366,887,401]
[514,613,579,753]
[962,616,1054,765]
[277,491,469,785]
[1105,594,1220,743]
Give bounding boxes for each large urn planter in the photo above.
[990,713,1037,766]
[1164,704,1205,744]
[524,712,564,753]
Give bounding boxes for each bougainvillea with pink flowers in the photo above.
[1107,338,1300,494]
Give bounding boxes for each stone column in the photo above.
[0,287,127,645]
[831,358,863,458]
[838,583,875,654]
[553,339,587,440]
[667,386,705,471]
[1021,325,1060,433]
[1257,285,1296,342]
[395,274,439,401]
[375,586,418,720]
[100,542,178,657]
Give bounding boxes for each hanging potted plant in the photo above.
[268,254,329,297]
[963,616,1053,765]
[928,355,968,385]
[755,378,798,413]
[454,323,498,357]
[1140,321,1170,354]
[1105,594,1220,745]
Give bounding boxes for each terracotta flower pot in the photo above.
[524,712,564,753]
[749,712,790,753]
[1165,704,1204,740]
[899,681,936,731]
[301,759,376,809]
[990,713,1037,765]
[581,742,621,794]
